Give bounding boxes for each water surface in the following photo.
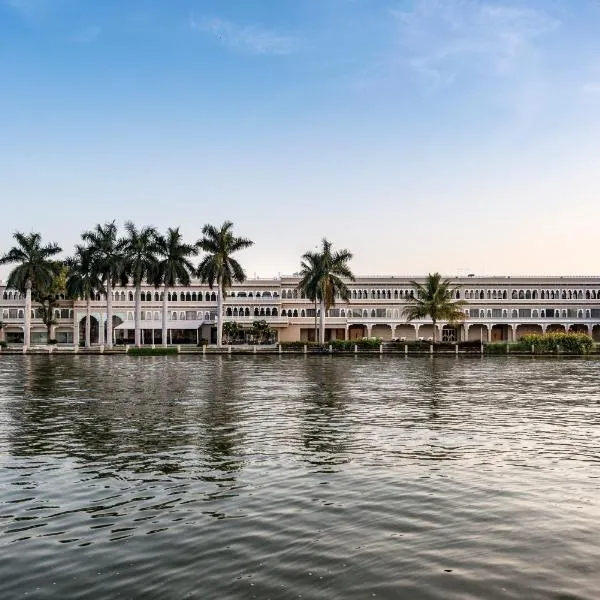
[1,355,599,599]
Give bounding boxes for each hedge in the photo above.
[127,347,179,356]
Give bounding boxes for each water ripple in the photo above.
[0,355,599,599]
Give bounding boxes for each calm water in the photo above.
[1,355,599,599]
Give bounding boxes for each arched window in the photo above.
[282,290,287,299]
[358,290,362,299]
[586,291,590,299]
[245,308,250,317]
[525,290,531,300]
[502,310,507,318]
[254,308,259,316]
[512,291,517,299]
[532,310,538,318]
[272,308,278,316]
[562,291,567,300]
[192,292,197,301]
[282,309,287,317]
[211,293,216,302]
[226,308,232,316]
[518,290,524,299]
[172,312,178,320]
[154,311,159,320]
[371,309,376,318]
[265,308,271,316]
[541,291,546,300]
[129,291,134,301]
[180,311,185,320]
[512,309,518,318]
[256,292,261,298]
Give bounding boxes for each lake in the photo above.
[1,355,599,599]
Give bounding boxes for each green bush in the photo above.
[0,341,7,349]
[127,347,179,356]
[485,342,509,355]
[518,332,593,354]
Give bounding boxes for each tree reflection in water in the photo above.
[300,357,354,471]
[9,355,196,476]
[198,355,245,478]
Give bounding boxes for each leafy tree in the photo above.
[298,238,355,343]
[196,221,253,347]
[403,272,466,343]
[66,245,103,347]
[251,319,275,344]
[33,261,68,342]
[82,221,124,347]
[0,232,62,347]
[223,320,240,344]
[154,228,197,347]
[121,222,159,347]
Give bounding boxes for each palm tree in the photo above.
[66,245,103,348]
[0,232,62,347]
[196,221,253,347]
[298,238,355,344]
[82,222,123,348]
[121,222,159,347]
[154,228,197,347]
[403,272,466,343]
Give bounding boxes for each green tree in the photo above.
[66,245,103,347]
[223,320,240,344]
[33,261,68,342]
[298,238,355,343]
[82,221,124,348]
[403,272,466,343]
[0,232,62,347]
[196,221,253,347]
[251,319,275,344]
[154,228,198,347]
[121,222,159,347]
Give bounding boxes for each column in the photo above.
[510,324,517,342]
[73,316,79,347]
[98,313,104,345]
[486,325,492,343]
[366,324,373,338]
[463,323,469,341]
[345,325,349,341]
[415,324,420,339]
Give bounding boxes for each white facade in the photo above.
[2,275,600,345]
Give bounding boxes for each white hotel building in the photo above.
[2,275,600,346]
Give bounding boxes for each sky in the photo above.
[1,0,600,279]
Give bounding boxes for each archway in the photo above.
[348,324,366,340]
[516,324,543,339]
[79,315,100,345]
[394,324,416,341]
[371,324,393,341]
[546,324,566,334]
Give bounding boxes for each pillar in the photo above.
[98,314,104,345]
[366,324,373,338]
[510,324,517,342]
[73,318,79,347]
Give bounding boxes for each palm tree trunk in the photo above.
[106,279,113,348]
[432,319,437,344]
[135,283,141,347]
[24,279,32,348]
[319,298,326,345]
[162,284,168,347]
[85,296,91,348]
[217,282,223,347]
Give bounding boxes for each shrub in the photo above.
[517,332,593,355]
[127,347,178,356]
[0,341,7,349]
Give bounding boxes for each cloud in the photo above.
[391,0,560,87]
[70,25,101,43]
[2,0,49,21]
[582,82,600,95]
[189,15,298,56]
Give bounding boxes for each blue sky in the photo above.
[2,0,600,278]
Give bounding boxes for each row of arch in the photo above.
[225,307,279,317]
[466,308,592,319]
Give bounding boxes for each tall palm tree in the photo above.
[66,245,103,348]
[0,232,62,347]
[122,222,159,347]
[154,228,197,347]
[298,238,355,344]
[82,222,123,348]
[196,221,253,347]
[403,272,466,343]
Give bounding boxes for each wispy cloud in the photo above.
[391,0,560,88]
[70,25,101,43]
[2,0,49,22]
[189,15,298,56]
